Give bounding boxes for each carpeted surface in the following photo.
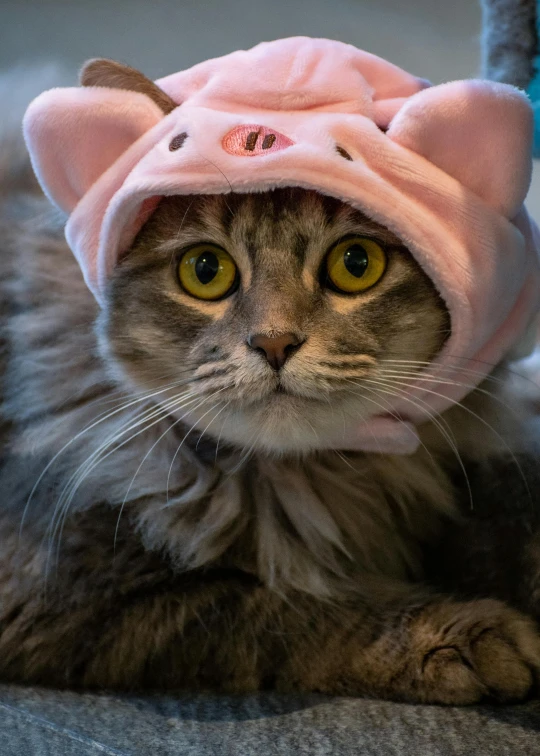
[0,685,538,756]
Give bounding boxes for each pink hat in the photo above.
[23,37,540,454]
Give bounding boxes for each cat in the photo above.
[0,58,539,705]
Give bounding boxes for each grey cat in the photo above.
[0,60,539,704]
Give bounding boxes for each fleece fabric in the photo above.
[526,0,540,156]
[22,37,540,454]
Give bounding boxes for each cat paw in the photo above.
[399,599,540,704]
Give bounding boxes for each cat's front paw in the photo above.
[393,599,540,704]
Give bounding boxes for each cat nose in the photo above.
[247,332,304,371]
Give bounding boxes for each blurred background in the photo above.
[1,0,538,221]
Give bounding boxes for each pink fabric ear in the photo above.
[387,80,533,218]
[23,87,163,213]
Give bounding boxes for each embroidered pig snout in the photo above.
[222,124,294,156]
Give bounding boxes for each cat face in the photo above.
[98,188,449,454]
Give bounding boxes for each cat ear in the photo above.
[23,76,166,213]
[386,80,533,218]
[79,58,177,115]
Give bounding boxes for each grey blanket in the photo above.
[0,685,538,755]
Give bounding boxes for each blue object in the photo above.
[528,0,540,156]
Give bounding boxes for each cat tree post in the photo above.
[480,0,540,154]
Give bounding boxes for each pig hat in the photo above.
[23,37,540,454]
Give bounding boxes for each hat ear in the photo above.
[79,58,178,114]
[387,80,533,218]
[23,85,164,213]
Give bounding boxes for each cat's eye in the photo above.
[178,244,238,300]
[325,236,387,294]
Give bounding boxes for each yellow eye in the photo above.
[325,237,387,294]
[178,244,238,300]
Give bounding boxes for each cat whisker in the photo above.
[345,378,473,507]
[114,387,230,549]
[227,427,262,475]
[195,398,231,452]
[377,368,522,421]
[48,391,199,546]
[378,369,488,397]
[214,401,232,463]
[165,389,232,504]
[20,375,204,539]
[79,374,202,423]
[381,356,540,393]
[45,389,204,578]
[379,359,498,380]
[372,375,532,506]
[333,449,358,472]
[341,384,437,462]
[197,153,234,201]
[55,367,197,414]
[61,389,202,503]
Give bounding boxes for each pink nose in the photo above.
[222,124,294,156]
[248,332,304,370]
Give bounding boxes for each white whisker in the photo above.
[346,378,473,508]
[341,383,437,464]
[20,375,200,537]
[114,387,229,549]
[380,357,540,393]
[165,389,230,505]
[377,367,524,421]
[214,401,231,463]
[373,374,532,506]
[45,389,204,577]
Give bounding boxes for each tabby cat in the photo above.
[0,61,538,705]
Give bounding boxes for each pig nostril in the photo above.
[222,124,294,156]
